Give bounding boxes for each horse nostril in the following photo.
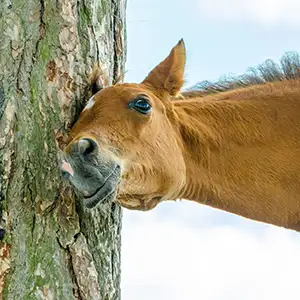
[78,138,98,156]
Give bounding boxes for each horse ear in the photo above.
[142,39,186,96]
[88,65,105,95]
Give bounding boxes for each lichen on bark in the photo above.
[0,0,126,299]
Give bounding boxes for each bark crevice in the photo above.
[112,0,120,82]
[31,0,46,64]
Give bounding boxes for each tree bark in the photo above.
[0,0,126,299]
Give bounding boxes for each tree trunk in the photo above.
[0,0,126,299]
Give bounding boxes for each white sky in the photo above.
[122,202,300,300]
[121,1,300,299]
[197,0,300,25]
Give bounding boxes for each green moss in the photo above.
[1,272,11,299]
[98,0,108,24]
[39,15,61,64]
[82,4,92,23]
[40,42,51,63]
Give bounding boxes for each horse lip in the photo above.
[83,165,121,207]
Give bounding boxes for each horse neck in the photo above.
[172,88,300,230]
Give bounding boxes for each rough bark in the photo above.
[0,0,126,299]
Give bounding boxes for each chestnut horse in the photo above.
[62,39,300,231]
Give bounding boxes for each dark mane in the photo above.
[181,52,300,98]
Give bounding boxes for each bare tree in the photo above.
[0,0,126,299]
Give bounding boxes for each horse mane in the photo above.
[180,52,300,98]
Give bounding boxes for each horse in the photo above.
[61,39,300,232]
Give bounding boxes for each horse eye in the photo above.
[128,98,152,115]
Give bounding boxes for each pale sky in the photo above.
[121,1,300,299]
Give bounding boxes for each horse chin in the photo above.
[83,188,117,208]
[82,165,121,208]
